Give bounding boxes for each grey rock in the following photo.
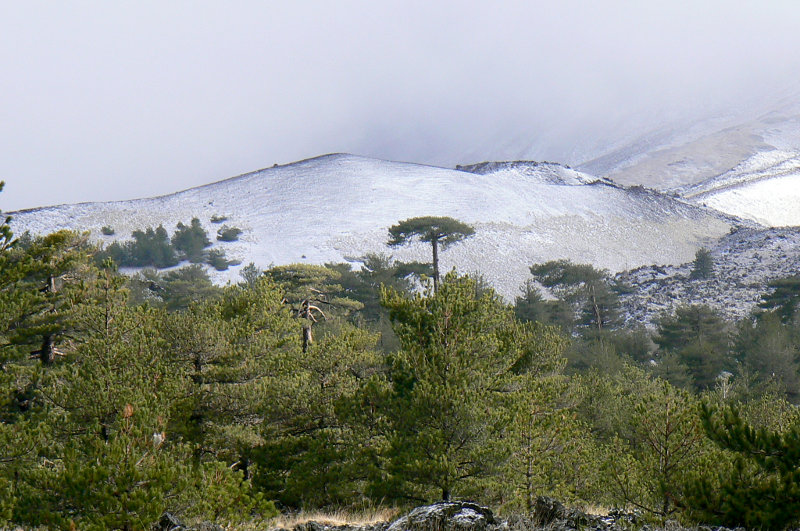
[387,501,497,531]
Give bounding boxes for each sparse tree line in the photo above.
[98,217,243,271]
[1,208,800,529]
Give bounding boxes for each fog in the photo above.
[2,1,800,210]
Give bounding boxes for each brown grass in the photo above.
[269,507,400,529]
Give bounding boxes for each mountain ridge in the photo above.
[8,153,738,299]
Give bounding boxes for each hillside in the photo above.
[618,226,800,326]
[9,154,737,299]
[678,150,800,227]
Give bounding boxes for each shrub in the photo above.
[207,249,231,271]
[100,225,115,236]
[210,214,228,224]
[172,218,211,263]
[216,226,242,242]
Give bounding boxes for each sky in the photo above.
[2,1,800,211]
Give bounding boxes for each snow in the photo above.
[680,150,800,227]
[9,154,736,299]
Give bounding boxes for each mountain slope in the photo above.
[679,150,800,227]
[10,154,738,298]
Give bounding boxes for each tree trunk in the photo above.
[442,486,450,501]
[432,238,440,293]
[302,324,312,353]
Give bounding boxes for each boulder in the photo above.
[386,501,497,531]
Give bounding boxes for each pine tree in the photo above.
[689,248,714,280]
[379,273,563,502]
[654,305,731,390]
[172,218,211,263]
[685,403,800,530]
[759,275,800,323]
[529,260,622,336]
[387,216,475,292]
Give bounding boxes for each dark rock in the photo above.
[531,496,606,529]
[153,512,224,531]
[155,512,186,531]
[387,501,497,531]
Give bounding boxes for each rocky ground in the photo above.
[617,225,800,327]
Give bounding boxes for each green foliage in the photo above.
[387,216,475,291]
[100,225,115,236]
[734,312,800,401]
[689,248,714,280]
[513,279,574,332]
[210,214,228,224]
[529,260,622,335]
[759,275,800,323]
[206,248,238,271]
[378,273,565,502]
[685,402,800,529]
[165,277,298,471]
[254,324,383,508]
[654,305,732,391]
[100,224,179,268]
[216,225,242,242]
[129,265,222,311]
[172,218,212,263]
[265,263,363,352]
[238,262,263,288]
[580,367,710,518]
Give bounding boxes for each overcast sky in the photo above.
[2,1,800,211]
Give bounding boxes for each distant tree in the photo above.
[689,248,714,280]
[265,264,363,352]
[387,216,475,292]
[733,312,800,401]
[172,218,211,263]
[759,275,800,323]
[654,305,731,391]
[129,265,221,311]
[206,248,239,271]
[514,279,574,332]
[529,260,622,336]
[99,224,178,268]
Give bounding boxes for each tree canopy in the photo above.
[387,216,474,292]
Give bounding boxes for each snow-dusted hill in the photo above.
[10,154,739,298]
[679,151,800,227]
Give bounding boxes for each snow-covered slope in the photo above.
[679,151,800,227]
[10,154,738,298]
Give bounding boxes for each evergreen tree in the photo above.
[580,367,709,517]
[172,218,211,263]
[759,275,800,323]
[689,248,714,280]
[379,273,563,502]
[685,403,800,530]
[529,260,622,336]
[387,216,475,292]
[654,305,732,391]
[734,312,800,401]
[254,324,383,508]
[513,279,574,333]
[265,264,363,352]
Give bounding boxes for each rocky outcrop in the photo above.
[270,498,642,531]
[386,501,497,531]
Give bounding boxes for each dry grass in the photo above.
[270,507,400,529]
